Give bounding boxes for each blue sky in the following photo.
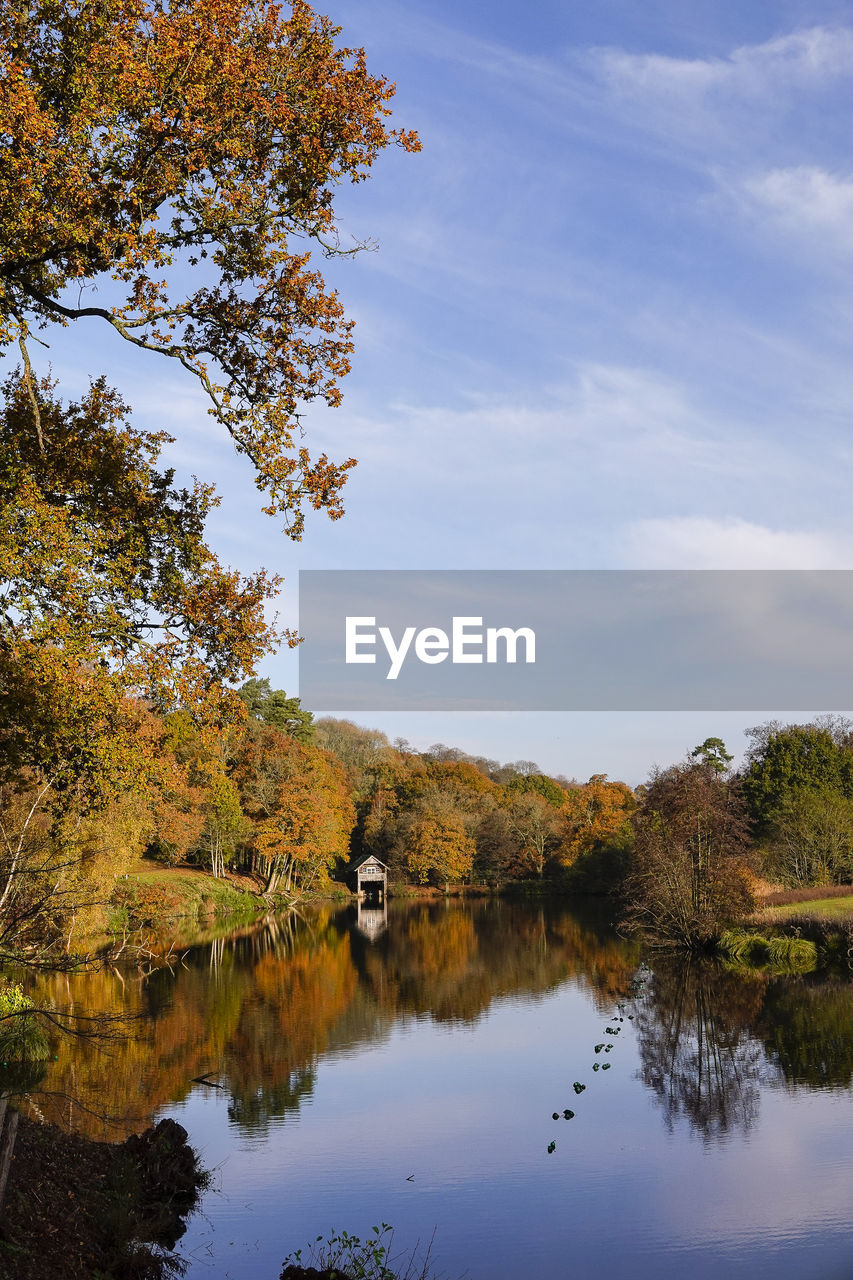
[28,0,853,783]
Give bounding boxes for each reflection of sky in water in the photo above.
[167,971,853,1280]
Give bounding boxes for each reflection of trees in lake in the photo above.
[635,960,770,1141]
[353,901,640,1025]
[756,977,853,1089]
[15,902,685,1141]
[18,911,355,1139]
[221,918,356,1135]
[227,1066,316,1132]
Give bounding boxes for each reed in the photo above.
[717,929,817,972]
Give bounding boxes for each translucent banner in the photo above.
[297,570,853,711]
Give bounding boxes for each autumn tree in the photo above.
[314,719,392,771]
[0,0,419,945]
[1,0,419,532]
[624,761,755,949]
[357,753,493,887]
[356,748,606,887]
[403,812,475,888]
[0,375,281,714]
[381,788,474,888]
[147,714,208,866]
[197,762,244,879]
[235,726,354,895]
[0,375,281,940]
[558,775,636,865]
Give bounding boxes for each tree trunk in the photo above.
[0,1095,18,1216]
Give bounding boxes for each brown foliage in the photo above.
[1,0,419,531]
[235,726,355,894]
[624,762,755,948]
[557,774,636,865]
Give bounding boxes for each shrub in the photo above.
[0,982,49,1091]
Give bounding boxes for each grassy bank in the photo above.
[743,887,853,966]
[757,884,853,907]
[110,865,269,934]
[756,897,853,921]
[717,894,853,969]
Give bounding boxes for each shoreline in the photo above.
[1,1113,207,1279]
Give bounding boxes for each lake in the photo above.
[18,898,853,1280]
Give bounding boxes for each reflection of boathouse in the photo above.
[348,853,387,905]
[356,898,388,941]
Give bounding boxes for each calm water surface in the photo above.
[20,900,853,1280]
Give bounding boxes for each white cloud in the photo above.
[737,166,853,254]
[596,27,853,105]
[623,517,852,569]
[338,363,745,518]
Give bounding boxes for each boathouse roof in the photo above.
[348,852,388,874]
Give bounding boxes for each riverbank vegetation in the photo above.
[280,1224,440,1280]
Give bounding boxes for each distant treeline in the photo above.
[6,671,853,951]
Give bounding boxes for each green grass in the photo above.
[757,897,853,921]
[112,868,264,929]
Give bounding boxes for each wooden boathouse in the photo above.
[348,853,387,904]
